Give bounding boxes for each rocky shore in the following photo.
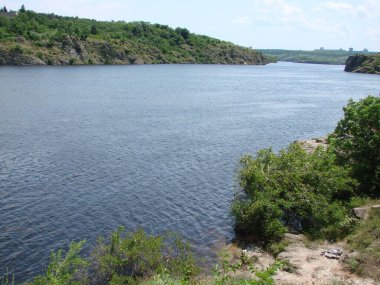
[225,232,377,285]
[344,54,380,75]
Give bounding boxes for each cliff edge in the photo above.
[345,54,380,74]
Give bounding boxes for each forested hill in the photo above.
[0,9,269,65]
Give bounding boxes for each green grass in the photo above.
[346,202,380,280]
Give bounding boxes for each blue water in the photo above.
[0,62,379,281]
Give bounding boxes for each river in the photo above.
[0,62,379,281]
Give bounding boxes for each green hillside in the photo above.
[345,54,380,74]
[0,9,269,65]
[259,49,378,65]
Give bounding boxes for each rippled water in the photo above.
[1,62,379,281]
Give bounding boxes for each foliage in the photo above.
[329,96,380,196]
[0,10,269,65]
[259,49,378,65]
[23,228,197,284]
[212,253,286,285]
[346,204,380,280]
[232,144,357,243]
[90,227,198,284]
[28,240,88,285]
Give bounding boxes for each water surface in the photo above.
[1,63,379,281]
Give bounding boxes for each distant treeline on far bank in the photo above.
[259,48,379,65]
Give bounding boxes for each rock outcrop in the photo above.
[353,205,380,220]
[345,54,380,75]
[295,137,328,154]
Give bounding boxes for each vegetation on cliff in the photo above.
[344,54,380,74]
[0,9,269,65]
[259,49,378,65]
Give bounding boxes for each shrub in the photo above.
[346,207,380,280]
[232,144,357,243]
[329,96,380,196]
[90,227,198,284]
[28,240,88,285]
[10,44,23,54]
[25,228,197,284]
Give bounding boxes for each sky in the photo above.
[2,0,380,51]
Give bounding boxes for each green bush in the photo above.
[24,228,197,284]
[329,96,380,196]
[232,144,357,243]
[28,240,88,285]
[91,227,197,284]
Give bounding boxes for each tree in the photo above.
[329,96,380,196]
[175,27,190,40]
[90,24,97,35]
[20,4,26,12]
[180,28,190,40]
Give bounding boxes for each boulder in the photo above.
[353,205,380,219]
[353,207,369,219]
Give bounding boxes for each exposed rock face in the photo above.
[345,54,380,74]
[0,46,45,65]
[295,137,328,154]
[0,35,269,66]
[345,55,370,72]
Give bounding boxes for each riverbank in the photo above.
[0,10,270,66]
[223,230,378,285]
[222,136,378,284]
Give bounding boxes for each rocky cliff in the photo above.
[345,54,380,74]
[0,11,270,66]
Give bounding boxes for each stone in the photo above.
[353,205,380,220]
[284,233,305,243]
[353,207,369,219]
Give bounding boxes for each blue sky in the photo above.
[2,0,380,51]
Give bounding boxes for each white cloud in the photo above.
[319,1,354,11]
[367,26,380,39]
[250,0,356,40]
[233,16,250,25]
[251,0,303,27]
[253,0,302,18]
[318,1,380,19]
[361,0,380,18]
